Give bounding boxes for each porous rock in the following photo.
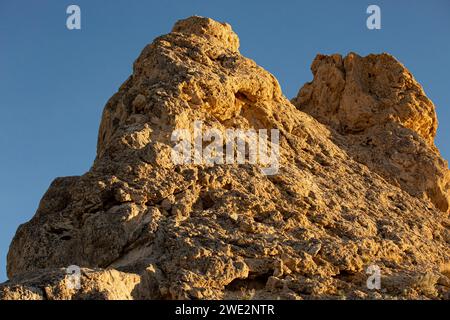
[2,17,449,300]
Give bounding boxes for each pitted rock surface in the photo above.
[2,17,449,300]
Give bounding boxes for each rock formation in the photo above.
[292,53,449,212]
[1,16,449,300]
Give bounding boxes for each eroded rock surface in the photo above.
[292,53,450,212]
[0,268,139,300]
[2,16,449,300]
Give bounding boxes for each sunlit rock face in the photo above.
[2,16,449,300]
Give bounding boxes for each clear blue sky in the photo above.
[0,0,449,282]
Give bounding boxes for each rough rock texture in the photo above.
[0,268,139,300]
[292,53,450,212]
[1,16,449,300]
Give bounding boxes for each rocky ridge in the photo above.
[1,16,449,300]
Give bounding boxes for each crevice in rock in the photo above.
[225,271,272,292]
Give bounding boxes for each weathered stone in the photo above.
[2,17,449,300]
[292,53,449,212]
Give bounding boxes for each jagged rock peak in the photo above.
[293,52,438,145]
[292,52,449,212]
[172,16,240,52]
[96,15,282,158]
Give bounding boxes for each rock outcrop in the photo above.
[292,53,449,213]
[1,16,449,300]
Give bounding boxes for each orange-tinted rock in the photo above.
[2,18,449,300]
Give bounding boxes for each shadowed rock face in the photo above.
[2,16,449,300]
